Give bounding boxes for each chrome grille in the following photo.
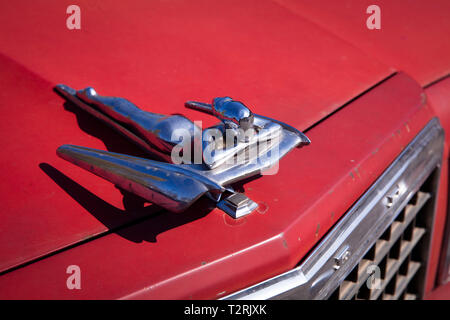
[331,169,439,300]
[223,118,444,300]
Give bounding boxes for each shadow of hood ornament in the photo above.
[55,85,310,218]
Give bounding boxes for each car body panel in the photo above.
[0,0,393,131]
[0,73,438,299]
[275,0,450,86]
[0,1,449,299]
[0,0,394,274]
[426,77,450,145]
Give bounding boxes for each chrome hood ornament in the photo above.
[55,85,310,218]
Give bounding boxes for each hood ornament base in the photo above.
[55,85,310,218]
[217,192,259,219]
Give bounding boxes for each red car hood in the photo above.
[0,0,448,275]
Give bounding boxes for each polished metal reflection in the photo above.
[57,145,225,213]
[217,192,259,219]
[55,85,310,218]
[55,84,201,162]
[185,99,310,169]
[186,97,255,137]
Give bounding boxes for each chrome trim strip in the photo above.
[223,118,444,300]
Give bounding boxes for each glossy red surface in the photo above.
[0,0,393,130]
[275,0,450,86]
[0,0,393,273]
[0,73,437,299]
[426,77,450,145]
[0,1,448,299]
